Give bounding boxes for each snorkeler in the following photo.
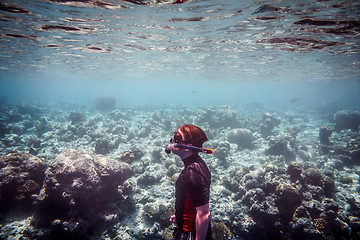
[165,124,213,240]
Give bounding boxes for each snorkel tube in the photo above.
[165,143,214,154]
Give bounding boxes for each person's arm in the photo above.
[195,203,210,240]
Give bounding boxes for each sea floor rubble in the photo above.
[0,102,359,239]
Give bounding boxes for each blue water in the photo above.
[1,1,360,239]
[0,0,360,107]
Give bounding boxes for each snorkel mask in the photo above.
[165,131,214,154]
[170,131,183,144]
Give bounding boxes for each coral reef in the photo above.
[0,102,359,240]
[94,137,113,154]
[224,161,352,240]
[216,106,238,128]
[321,130,360,167]
[94,96,116,112]
[0,151,46,212]
[319,126,332,144]
[334,110,360,131]
[259,113,281,137]
[291,197,351,240]
[31,149,133,239]
[227,128,255,150]
[0,120,10,137]
[346,137,360,164]
[68,111,85,125]
[143,202,173,227]
[212,222,231,240]
[120,150,135,164]
[303,167,323,186]
[213,141,231,166]
[198,106,238,128]
[266,135,296,162]
[35,117,52,137]
[27,137,42,155]
[161,226,174,240]
[15,103,42,120]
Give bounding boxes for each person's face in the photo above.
[170,128,192,156]
[170,129,187,144]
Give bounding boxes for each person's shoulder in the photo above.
[187,160,205,172]
[184,160,210,185]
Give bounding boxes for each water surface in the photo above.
[0,0,359,106]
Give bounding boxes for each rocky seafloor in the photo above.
[0,99,359,240]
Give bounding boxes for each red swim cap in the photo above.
[178,124,208,148]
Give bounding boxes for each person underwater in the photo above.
[165,124,213,240]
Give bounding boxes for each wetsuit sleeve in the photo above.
[185,166,210,207]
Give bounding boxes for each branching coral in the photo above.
[212,222,231,240]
